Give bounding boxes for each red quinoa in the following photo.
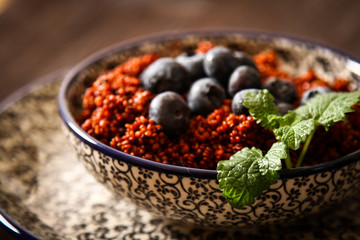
[80,43,360,170]
[195,41,216,54]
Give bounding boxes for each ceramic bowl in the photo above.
[58,30,360,228]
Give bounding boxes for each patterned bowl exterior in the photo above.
[58,30,360,228]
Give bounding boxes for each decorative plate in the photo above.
[0,72,360,239]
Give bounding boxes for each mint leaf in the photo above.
[274,119,316,150]
[264,142,289,165]
[217,142,287,209]
[243,90,283,130]
[296,91,360,130]
[245,90,360,150]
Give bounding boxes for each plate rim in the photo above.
[0,69,68,240]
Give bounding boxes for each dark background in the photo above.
[1,0,360,101]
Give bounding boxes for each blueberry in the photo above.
[149,91,190,136]
[203,46,241,86]
[231,89,260,115]
[187,78,226,116]
[263,77,298,103]
[228,66,261,97]
[300,86,332,105]
[140,58,190,94]
[233,51,258,70]
[176,53,206,81]
[277,102,294,115]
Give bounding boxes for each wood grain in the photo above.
[0,0,360,101]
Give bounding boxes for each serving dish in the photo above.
[58,30,360,228]
[0,71,359,239]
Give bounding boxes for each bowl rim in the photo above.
[58,29,360,179]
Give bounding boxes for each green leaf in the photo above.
[217,142,287,209]
[263,141,289,166]
[243,90,283,130]
[274,119,316,150]
[246,90,360,150]
[296,91,360,130]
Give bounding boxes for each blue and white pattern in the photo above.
[0,78,359,239]
[67,127,360,227]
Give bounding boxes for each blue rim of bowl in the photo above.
[0,210,40,240]
[58,29,360,180]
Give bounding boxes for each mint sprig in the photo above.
[217,89,360,209]
[217,142,287,209]
[244,90,360,151]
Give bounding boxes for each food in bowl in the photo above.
[77,40,360,208]
[79,44,360,168]
[58,31,360,227]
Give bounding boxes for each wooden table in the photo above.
[1,0,360,101]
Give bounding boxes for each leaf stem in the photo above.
[285,154,293,169]
[296,129,316,168]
